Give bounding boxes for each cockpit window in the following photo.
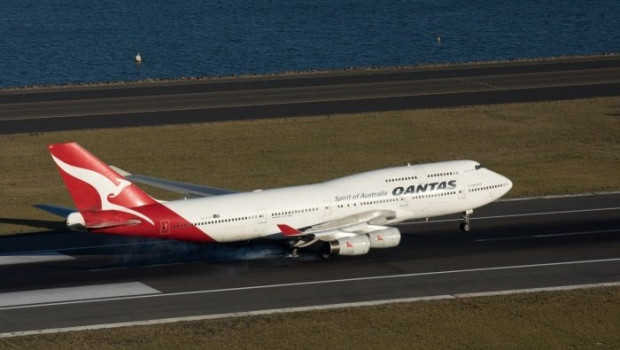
[475,164,484,170]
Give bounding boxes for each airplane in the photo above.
[38,142,512,257]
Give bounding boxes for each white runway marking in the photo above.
[402,206,620,226]
[1,281,618,338]
[475,207,620,220]
[0,252,75,266]
[2,240,173,256]
[475,228,620,242]
[498,191,620,202]
[146,258,620,298]
[0,282,161,308]
[1,257,618,312]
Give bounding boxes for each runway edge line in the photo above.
[2,281,619,339]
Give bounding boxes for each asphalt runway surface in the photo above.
[1,56,620,134]
[0,193,618,335]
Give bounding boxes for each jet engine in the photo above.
[328,235,370,256]
[367,227,401,248]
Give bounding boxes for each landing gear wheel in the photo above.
[460,210,473,232]
[321,243,331,259]
[287,248,300,258]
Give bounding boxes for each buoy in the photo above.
[437,36,441,44]
[135,52,142,63]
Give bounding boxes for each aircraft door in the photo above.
[323,202,333,218]
[417,168,428,185]
[458,186,467,199]
[258,209,267,224]
[160,220,170,235]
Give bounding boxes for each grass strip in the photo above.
[1,96,619,235]
[1,286,618,349]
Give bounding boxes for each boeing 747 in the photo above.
[38,142,512,257]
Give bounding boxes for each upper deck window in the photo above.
[475,164,484,170]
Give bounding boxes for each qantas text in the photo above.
[392,180,457,196]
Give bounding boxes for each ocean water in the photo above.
[1,0,618,88]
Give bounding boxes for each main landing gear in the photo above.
[287,236,319,258]
[460,209,473,232]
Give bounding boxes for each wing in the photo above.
[110,166,238,197]
[278,209,397,241]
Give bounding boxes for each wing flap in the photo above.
[306,210,396,234]
[277,210,397,240]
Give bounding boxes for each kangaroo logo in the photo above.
[109,178,131,199]
[52,155,155,225]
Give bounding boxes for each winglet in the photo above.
[277,224,303,236]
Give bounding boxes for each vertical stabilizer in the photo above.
[49,142,157,212]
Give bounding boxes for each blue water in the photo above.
[1,0,619,88]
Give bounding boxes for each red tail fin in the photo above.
[49,142,157,211]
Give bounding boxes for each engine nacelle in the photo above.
[329,235,370,256]
[367,227,401,249]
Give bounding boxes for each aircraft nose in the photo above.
[500,174,513,195]
[490,170,512,197]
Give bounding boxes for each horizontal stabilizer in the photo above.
[85,219,142,229]
[34,204,75,218]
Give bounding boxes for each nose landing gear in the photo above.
[460,209,473,232]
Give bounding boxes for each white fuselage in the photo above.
[162,160,512,242]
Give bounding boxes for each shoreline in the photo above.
[1,53,618,92]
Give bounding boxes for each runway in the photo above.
[1,56,619,134]
[1,193,618,336]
